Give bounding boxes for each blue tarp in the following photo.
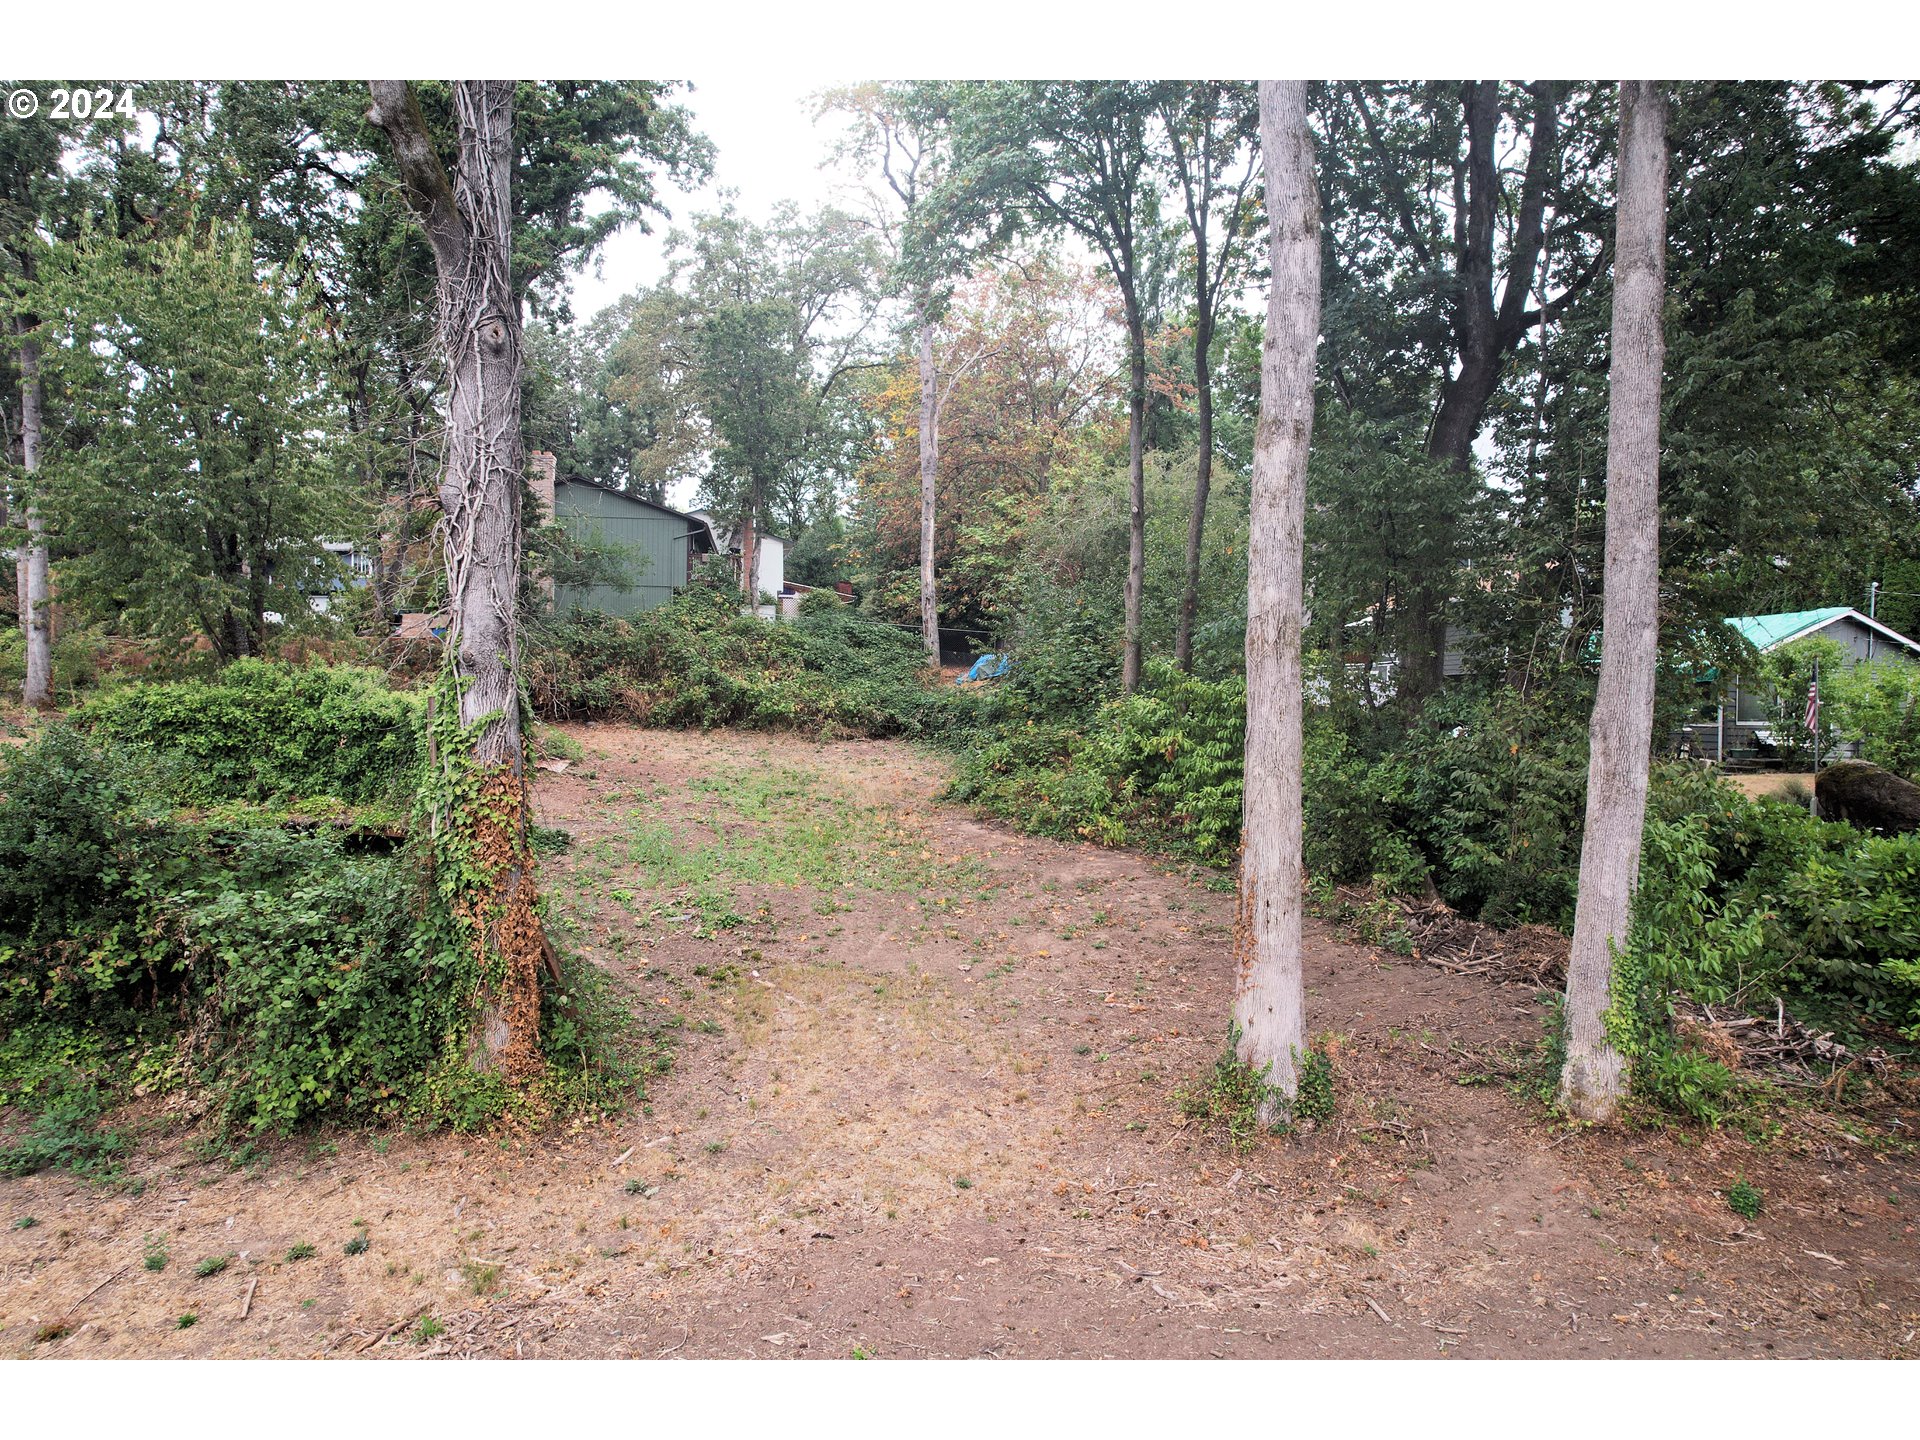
[956,652,1012,685]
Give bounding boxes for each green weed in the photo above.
[1176,1031,1335,1151]
[460,1259,502,1296]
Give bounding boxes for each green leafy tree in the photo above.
[526,286,706,502]
[1156,81,1261,673]
[1825,658,1920,781]
[934,81,1167,692]
[675,201,884,589]
[1316,80,1603,704]
[76,81,713,625]
[1495,82,1920,684]
[26,221,352,658]
[1,78,91,705]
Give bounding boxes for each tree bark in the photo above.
[917,317,940,664]
[370,79,542,1079]
[17,322,51,709]
[1174,314,1214,673]
[1396,81,1562,704]
[1122,324,1147,693]
[1559,82,1669,1124]
[1163,82,1257,676]
[1233,80,1320,1113]
[740,500,758,609]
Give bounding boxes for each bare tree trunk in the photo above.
[1233,80,1320,1113]
[917,318,940,664]
[1174,315,1214,673]
[1559,82,1669,1123]
[740,503,757,610]
[370,79,542,1079]
[1122,335,1147,693]
[17,325,51,709]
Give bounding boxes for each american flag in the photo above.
[1805,673,1820,732]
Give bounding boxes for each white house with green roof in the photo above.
[1722,607,1920,720]
[1681,606,1920,761]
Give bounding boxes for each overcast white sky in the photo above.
[567,77,862,321]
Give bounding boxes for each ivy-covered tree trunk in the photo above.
[16,321,51,710]
[1233,80,1320,1114]
[1559,82,1669,1122]
[370,80,544,1078]
[917,316,941,664]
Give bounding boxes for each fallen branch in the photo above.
[358,1303,434,1353]
[61,1264,132,1321]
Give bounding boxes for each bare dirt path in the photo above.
[4,727,1916,1359]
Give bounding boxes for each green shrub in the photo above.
[947,718,1127,845]
[1394,690,1589,928]
[0,724,169,952]
[995,580,1122,723]
[1633,1048,1745,1128]
[186,829,451,1133]
[76,660,425,806]
[525,594,967,740]
[1301,720,1427,892]
[1771,827,1920,1038]
[1613,804,1768,1041]
[1726,1178,1763,1219]
[0,684,628,1139]
[0,1081,127,1180]
[949,663,1245,858]
[1621,765,1920,1068]
[1095,661,1246,861]
[1824,659,1920,781]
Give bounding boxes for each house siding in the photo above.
[551,482,701,618]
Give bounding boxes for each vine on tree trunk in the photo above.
[417,666,546,1084]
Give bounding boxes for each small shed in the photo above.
[530,454,716,618]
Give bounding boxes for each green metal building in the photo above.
[547,477,718,618]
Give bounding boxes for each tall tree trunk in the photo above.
[370,79,543,1078]
[917,317,940,664]
[17,324,51,709]
[1122,327,1147,693]
[1234,79,1321,1113]
[372,359,421,622]
[1174,315,1214,673]
[1559,82,1669,1123]
[740,496,758,610]
[1387,81,1560,706]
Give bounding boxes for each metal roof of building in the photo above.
[1724,606,1920,655]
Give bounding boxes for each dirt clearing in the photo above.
[4,727,1915,1359]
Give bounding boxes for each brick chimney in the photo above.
[528,450,557,525]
